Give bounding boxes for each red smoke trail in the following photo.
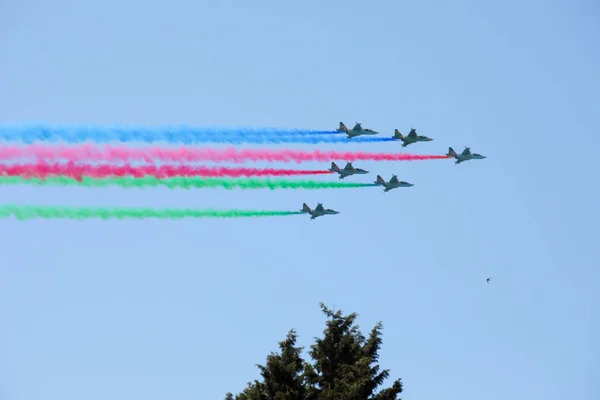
[0,144,451,164]
[0,162,332,180]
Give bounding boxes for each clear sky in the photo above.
[1,0,598,399]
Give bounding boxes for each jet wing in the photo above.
[389,175,399,183]
[344,162,354,170]
[407,129,417,138]
[352,123,362,131]
[461,147,472,156]
[315,204,325,212]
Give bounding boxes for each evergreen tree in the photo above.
[226,330,307,400]
[226,303,403,400]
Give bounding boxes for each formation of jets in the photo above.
[336,121,486,162]
[337,122,433,146]
[325,123,489,281]
[336,121,487,165]
[299,122,487,219]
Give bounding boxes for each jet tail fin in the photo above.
[330,162,340,172]
[301,203,311,213]
[338,122,348,132]
[375,175,386,185]
[393,129,404,139]
[446,147,458,158]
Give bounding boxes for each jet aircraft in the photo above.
[374,175,414,192]
[446,146,486,164]
[337,122,378,138]
[301,203,339,219]
[392,128,433,147]
[329,162,369,179]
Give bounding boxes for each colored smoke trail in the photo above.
[0,144,451,164]
[0,204,305,220]
[0,176,378,190]
[0,162,333,179]
[0,124,344,144]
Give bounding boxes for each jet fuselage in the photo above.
[383,182,414,192]
[309,210,339,219]
[401,136,433,147]
[338,169,368,179]
[347,129,378,138]
[455,154,486,164]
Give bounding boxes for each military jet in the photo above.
[336,122,378,138]
[374,175,414,192]
[301,203,339,219]
[392,128,433,147]
[446,146,487,164]
[487,278,491,283]
[329,162,369,179]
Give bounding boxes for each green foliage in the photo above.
[225,303,403,400]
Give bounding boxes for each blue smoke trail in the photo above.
[0,124,395,144]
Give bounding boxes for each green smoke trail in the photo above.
[0,176,378,190]
[0,204,305,220]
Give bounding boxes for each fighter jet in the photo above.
[392,128,433,147]
[374,175,414,192]
[329,162,369,179]
[301,203,339,219]
[486,278,491,283]
[337,122,378,138]
[446,146,487,164]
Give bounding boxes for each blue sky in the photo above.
[1,1,598,399]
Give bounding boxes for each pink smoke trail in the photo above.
[0,144,451,164]
[0,162,332,180]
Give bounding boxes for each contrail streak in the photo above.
[0,176,378,190]
[0,144,451,164]
[0,204,305,220]
[0,124,351,144]
[0,162,332,179]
